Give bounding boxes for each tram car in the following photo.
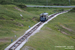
[40,13,48,22]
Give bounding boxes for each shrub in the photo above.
[0,0,12,5]
[69,8,75,12]
[17,4,27,8]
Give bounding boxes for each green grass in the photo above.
[21,10,75,50]
[0,5,39,50]
[0,4,69,50]
[47,12,75,39]
[0,5,37,50]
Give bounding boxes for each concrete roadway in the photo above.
[26,5,75,8]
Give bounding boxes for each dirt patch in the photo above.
[39,30,45,32]
[10,19,14,21]
[32,17,38,21]
[14,7,23,12]
[0,39,9,42]
[0,25,3,28]
[12,30,16,33]
[61,31,70,35]
[60,25,73,32]
[46,27,52,30]
[0,38,10,42]
[15,22,24,27]
[21,46,36,50]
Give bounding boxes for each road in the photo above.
[26,5,75,8]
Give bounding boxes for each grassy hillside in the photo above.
[0,0,75,6]
[0,5,38,50]
[0,4,68,50]
[21,9,75,50]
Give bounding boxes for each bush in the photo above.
[69,8,75,12]
[17,4,27,8]
[0,0,13,5]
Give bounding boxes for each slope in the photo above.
[0,4,66,50]
[21,9,75,50]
